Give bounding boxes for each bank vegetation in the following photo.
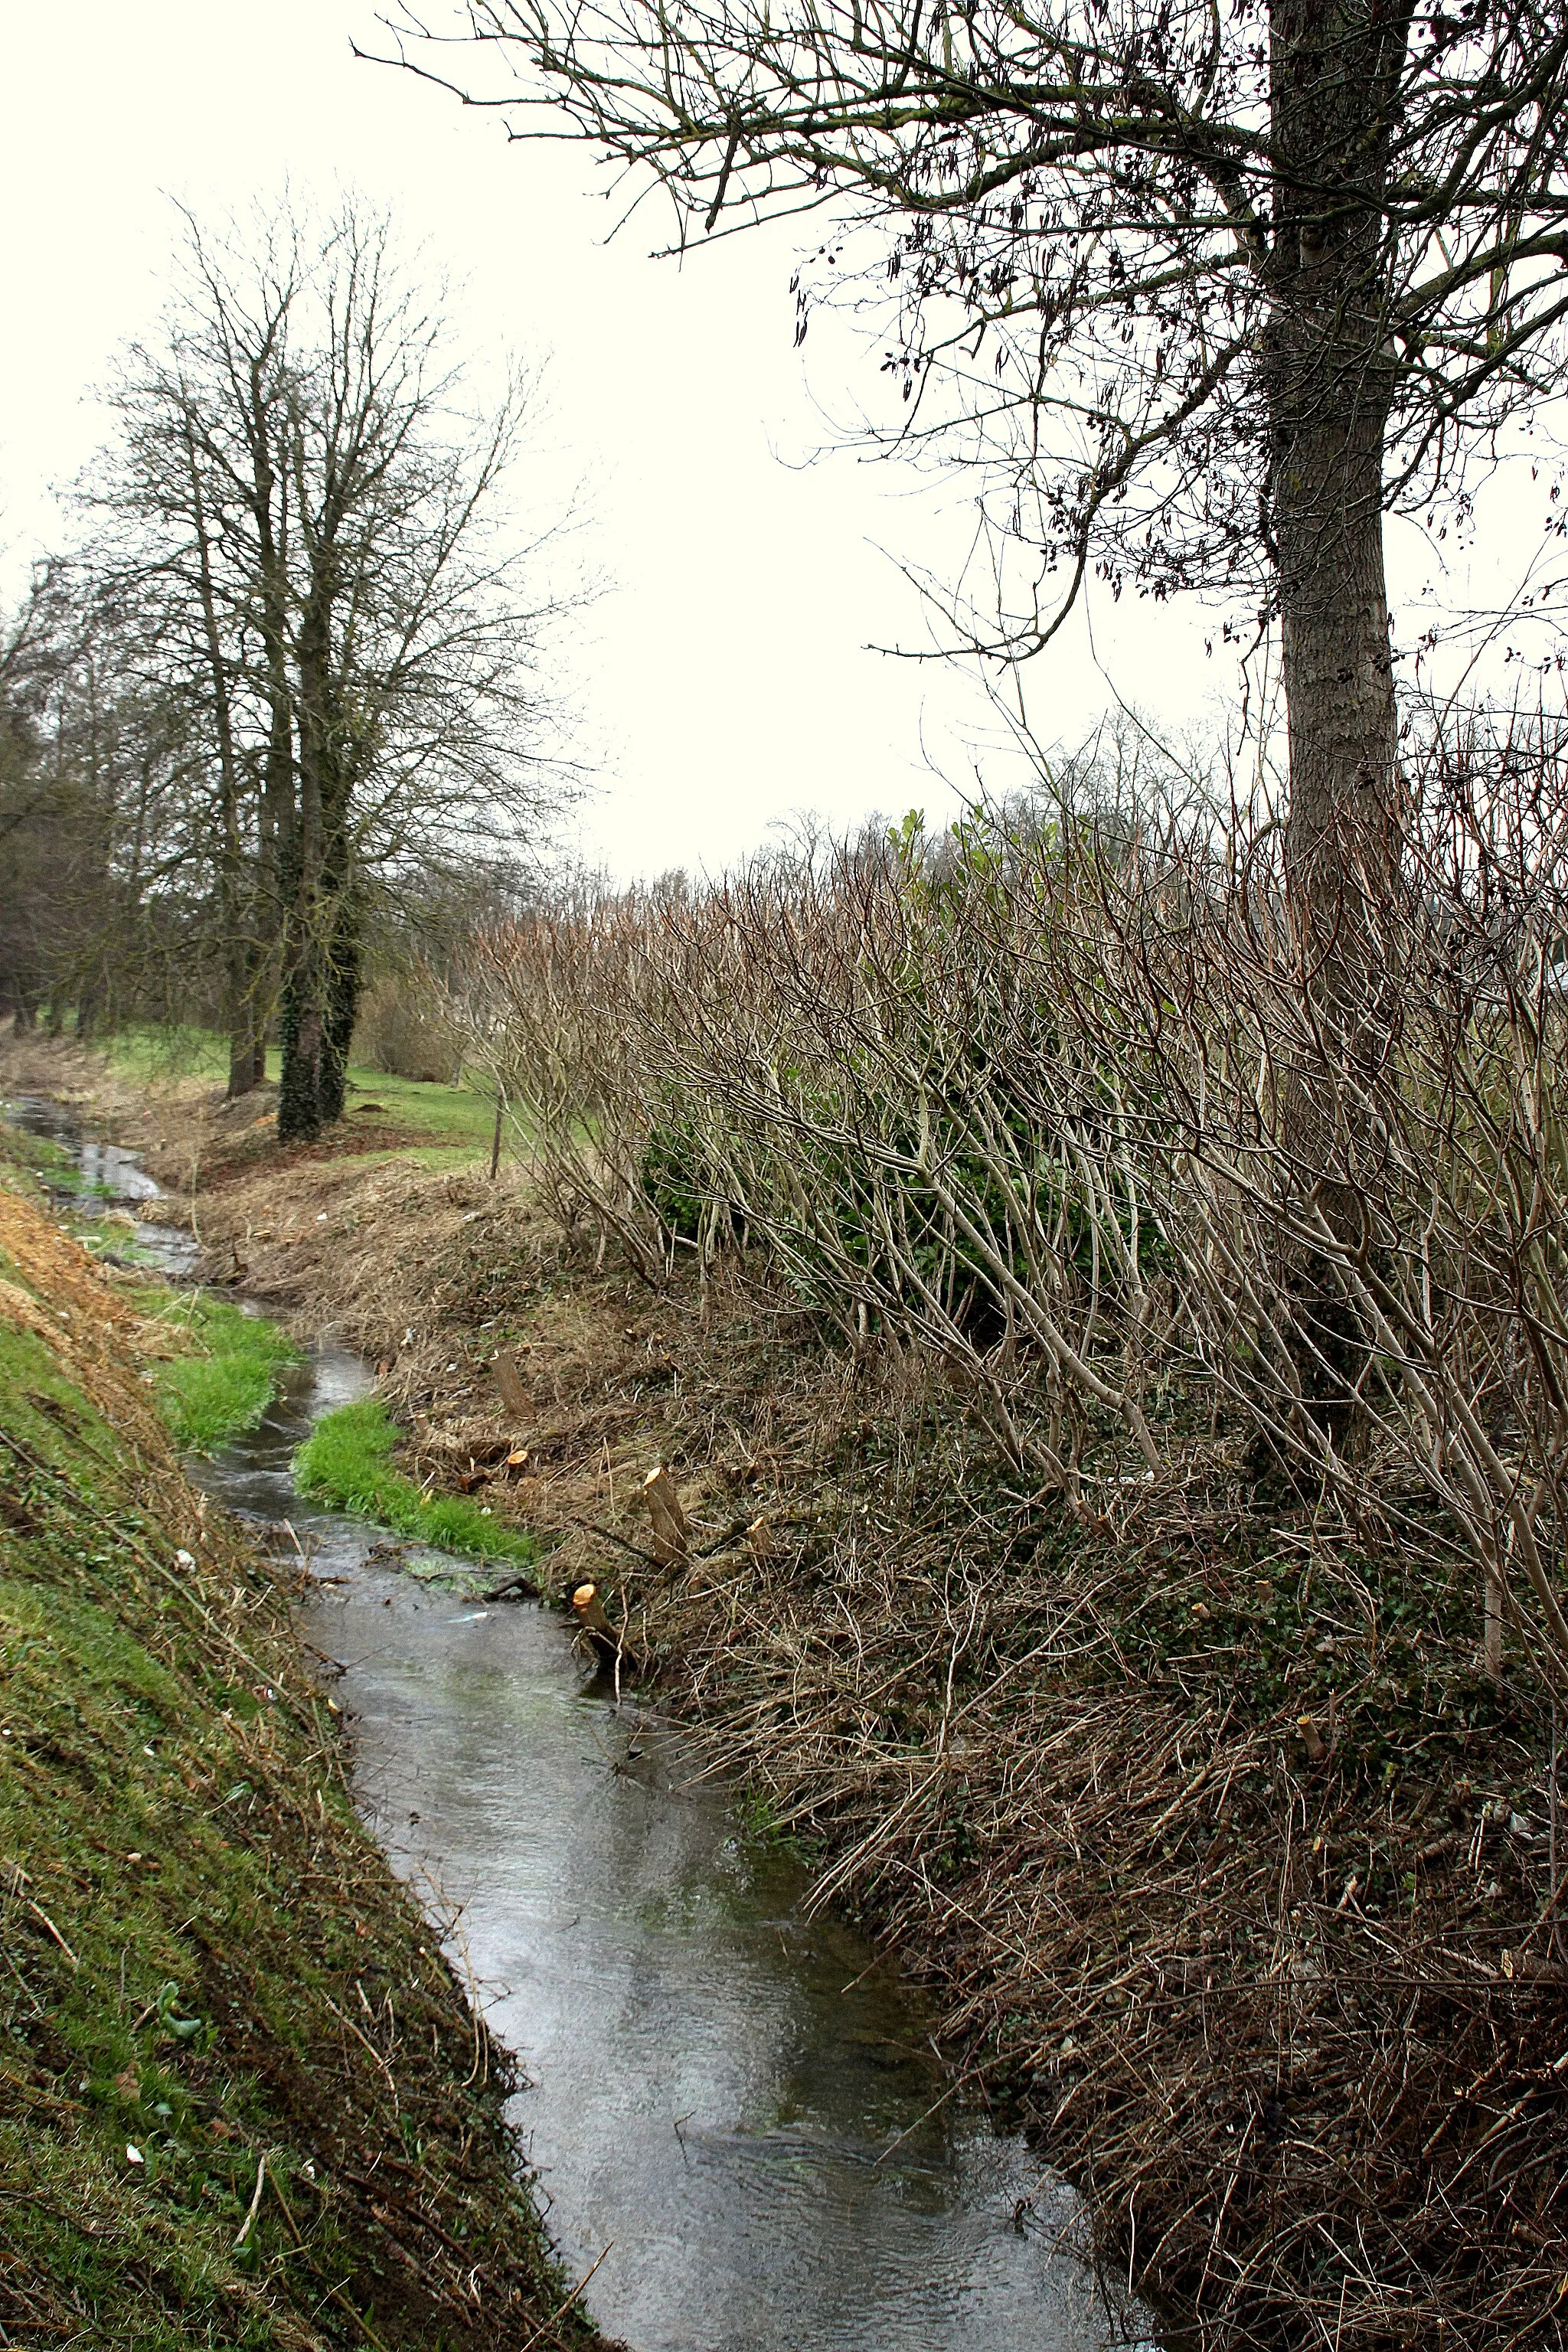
[0,1164,605,2350]
[417,735,1568,2352]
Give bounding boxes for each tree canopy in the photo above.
[384,0,1568,901]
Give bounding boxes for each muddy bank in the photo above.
[0,1174,607,2350]
[8,1034,1568,2350]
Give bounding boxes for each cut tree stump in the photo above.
[493,1348,528,1419]
[642,1466,688,1565]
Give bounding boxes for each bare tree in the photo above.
[84,210,307,1088]
[272,204,562,1138]
[80,194,577,1138]
[379,0,1568,930]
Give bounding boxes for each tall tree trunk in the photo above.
[277,527,351,1143]
[1268,0,1406,923]
[1259,0,1407,1471]
[248,679,294,1097]
[277,623,325,1140]
[276,803,324,1142]
[1264,381,1399,1465]
[277,933,323,1140]
[1276,402,1400,934]
[246,368,296,1101]
[181,409,257,1101]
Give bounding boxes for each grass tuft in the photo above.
[147,1292,301,1454]
[294,1399,537,1566]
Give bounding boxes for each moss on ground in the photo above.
[294,1401,537,1569]
[0,1184,596,2350]
[0,1119,77,1187]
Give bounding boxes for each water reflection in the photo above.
[222,1349,1155,2352]
[2,1093,197,1278]
[322,1573,1135,2352]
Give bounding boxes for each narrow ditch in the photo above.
[4,1091,1159,2352]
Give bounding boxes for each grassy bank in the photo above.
[0,1106,301,1456]
[295,1400,537,1568]
[0,1182,598,2351]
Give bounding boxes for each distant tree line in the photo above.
[0,195,570,1140]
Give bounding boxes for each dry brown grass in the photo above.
[0,1028,159,1116]
[521,1270,1568,2352]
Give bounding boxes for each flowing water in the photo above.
[4,1091,199,1280]
[3,1093,1158,2352]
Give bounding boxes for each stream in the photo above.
[5,1092,1158,2352]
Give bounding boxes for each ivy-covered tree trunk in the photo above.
[276,825,323,1144]
[242,406,296,1101]
[318,885,362,1127]
[276,565,329,1144]
[279,864,360,1139]
[276,542,362,1143]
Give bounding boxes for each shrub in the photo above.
[456,745,1568,1689]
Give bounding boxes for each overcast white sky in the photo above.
[0,5,1557,880]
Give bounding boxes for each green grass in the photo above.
[293,1400,537,1567]
[337,1068,498,1148]
[0,1119,300,1451]
[0,1218,593,2347]
[0,1127,295,1452]
[101,1024,502,1154]
[145,1291,301,1454]
[0,1328,329,2347]
[99,1022,239,1086]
